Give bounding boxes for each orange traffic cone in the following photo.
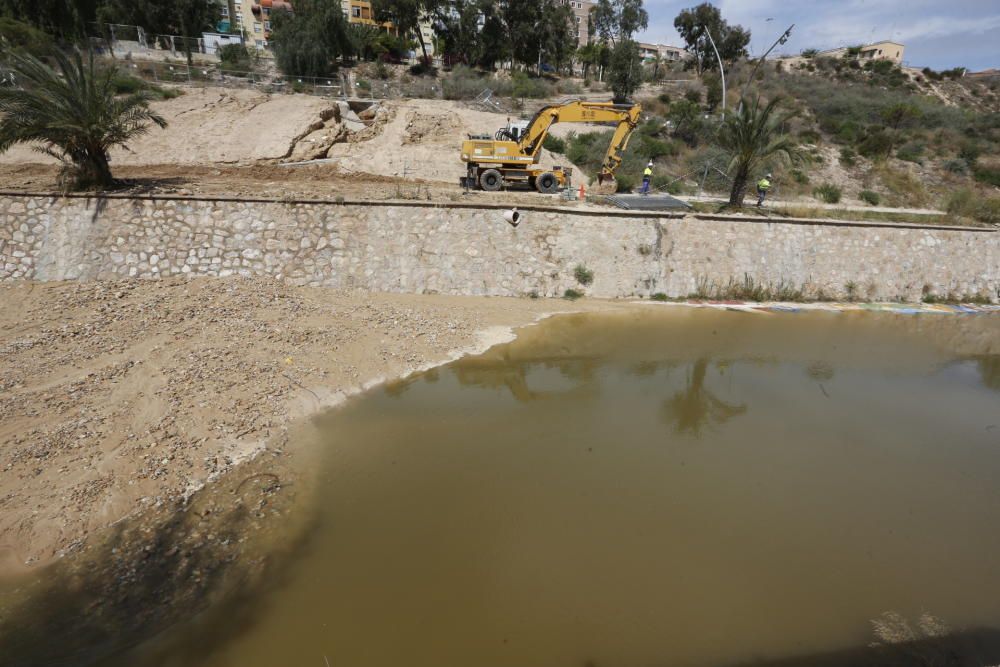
[578,183,586,199]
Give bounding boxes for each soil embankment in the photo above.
[0,277,619,576]
[0,90,585,191]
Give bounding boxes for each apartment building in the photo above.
[340,0,435,56]
[637,42,690,63]
[818,40,905,64]
[558,0,595,45]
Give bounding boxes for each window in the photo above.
[255,39,263,47]
[220,6,229,17]
[264,20,271,30]
[575,16,580,22]
[263,7,270,15]
[352,6,361,16]
[254,22,261,32]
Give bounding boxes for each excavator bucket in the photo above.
[592,173,618,195]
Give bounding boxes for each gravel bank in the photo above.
[0,277,619,576]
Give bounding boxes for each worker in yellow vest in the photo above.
[756,173,772,207]
[640,160,653,195]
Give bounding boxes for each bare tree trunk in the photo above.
[415,25,429,64]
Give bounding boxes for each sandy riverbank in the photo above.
[0,277,623,577]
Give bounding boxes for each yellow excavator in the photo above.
[460,99,642,195]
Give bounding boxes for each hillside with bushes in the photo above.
[553,54,998,223]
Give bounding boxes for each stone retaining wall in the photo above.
[1,194,997,302]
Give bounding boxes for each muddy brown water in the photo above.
[12,308,1000,666]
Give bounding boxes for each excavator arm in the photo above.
[518,100,643,193]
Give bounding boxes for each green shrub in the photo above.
[506,71,550,98]
[657,92,671,104]
[650,292,669,301]
[573,264,594,286]
[798,129,821,144]
[790,169,809,185]
[943,158,968,174]
[973,165,1000,187]
[555,79,583,95]
[859,190,881,206]
[801,48,818,58]
[857,130,894,159]
[219,44,255,72]
[0,17,54,56]
[615,173,637,192]
[958,143,983,166]
[543,134,566,153]
[946,188,1000,224]
[563,288,584,300]
[813,183,842,204]
[442,65,486,99]
[839,146,857,167]
[896,141,925,164]
[684,88,701,104]
[375,61,390,79]
[110,72,147,95]
[356,78,372,91]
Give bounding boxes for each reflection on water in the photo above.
[661,358,748,435]
[25,309,1000,667]
[978,355,1000,390]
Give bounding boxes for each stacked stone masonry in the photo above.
[0,195,997,302]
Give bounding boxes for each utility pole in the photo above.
[702,26,726,116]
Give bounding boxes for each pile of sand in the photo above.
[0,88,340,167]
[325,98,586,184]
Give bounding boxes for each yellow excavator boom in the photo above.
[460,99,642,194]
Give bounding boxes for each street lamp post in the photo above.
[702,26,726,115]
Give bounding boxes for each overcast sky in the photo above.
[638,0,1000,72]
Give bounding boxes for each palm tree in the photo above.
[715,94,798,207]
[0,50,166,189]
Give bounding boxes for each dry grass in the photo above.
[871,163,931,208]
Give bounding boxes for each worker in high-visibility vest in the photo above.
[640,161,653,195]
[756,173,772,207]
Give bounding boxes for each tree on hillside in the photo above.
[591,0,647,45]
[714,95,798,206]
[0,50,166,189]
[0,0,99,40]
[477,4,509,69]
[270,0,353,77]
[174,0,219,64]
[607,40,641,102]
[591,0,647,102]
[577,41,609,80]
[429,0,484,66]
[539,0,578,73]
[674,2,750,74]
[373,0,430,62]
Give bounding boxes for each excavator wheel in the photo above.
[479,169,503,192]
[535,171,559,194]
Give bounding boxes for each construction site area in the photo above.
[1,4,999,664]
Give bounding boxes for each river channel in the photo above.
[18,308,1000,666]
